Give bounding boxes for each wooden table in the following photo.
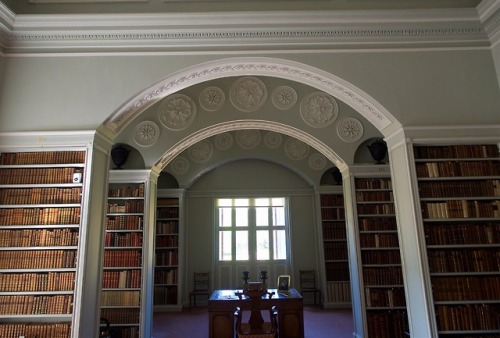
[208,288,304,338]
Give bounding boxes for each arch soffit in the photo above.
[101,57,401,172]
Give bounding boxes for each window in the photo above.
[217,197,288,262]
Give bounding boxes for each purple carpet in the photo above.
[153,305,353,338]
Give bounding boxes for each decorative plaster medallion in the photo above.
[133,120,160,147]
[214,132,233,151]
[170,156,190,175]
[337,117,364,143]
[308,153,327,171]
[158,94,197,130]
[199,86,225,112]
[300,92,339,128]
[272,85,297,111]
[264,131,283,149]
[284,137,310,161]
[229,77,268,112]
[188,140,213,163]
[236,130,261,149]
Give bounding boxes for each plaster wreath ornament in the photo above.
[158,94,197,130]
[300,92,339,128]
[214,132,234,151]
[337,117,364,143]
[284,137,310,161]
[236,130,262,149]
[230,76,268,112]
[199,86,225,112]
[308,153,327,171]
[264,131,283,149]
[188,140,213,163]
[272,86,297,110]
[170,156,190,175]
[133,120,160,147]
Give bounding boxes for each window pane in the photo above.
[235,231,249,260]
[256,230,270,260]
[235,198,249,207]
[218,199,232,207]
[272,206,285,226]
[256,207,268,226]
[272,198,285,206]
[273,230,286,260]
[235,208,248,227]
[219,231,232,261]
[255,198,269,207]
[219,207,232,227]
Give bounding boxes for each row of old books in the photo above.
[326,281,351,302]
[0,168,79,185]
[357,203,395,215]
[320,194,344,207]
[106,215,143,230]
[0,323,71,338]
[424,223,498,245]
[423,200,500,219]
[157,207,179,219]
[101,290,140,306]
[361,250,401,265]
[418,180,500,198]
[355,190,393,202]
[0,187,82,205]
[153,286,178,305]
[154,268,178,284]
[0,151,85,165]
[155,221,179,234]
[365,287,406,308]
[416,161,500,178]
[355,179,393,190]
[320,207,345,220]
[322,222,346,240]
[100,308,140,324]
[427,249,499,273]
[103,250,142,268]
[0,207,81,226]
[0,272,75,292]
[325,262,350,281]
[359,218,397,231]
[366,311,408,338]
[436,304,498,331]
[108,185,144,198]
[107,201,144,213]
[155,234,178,247]
[363,267,403,286]
[0,250,76,269]
[360,233,399,248]
[0,228,78,247]
[0,294,73,315]
[414,144,498,159]
[431,276,500,301]
[324,241,348,260]
[102,270,141,289]
[154,251,178,266]
[105,232,142,247]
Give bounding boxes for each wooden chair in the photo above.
[189,272,210,308]
[299,269,321,305]
[234,283,278,338]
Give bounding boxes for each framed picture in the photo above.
[277,275,290,292]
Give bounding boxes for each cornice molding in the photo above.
[0,7,493,53]
[478,0,500,45]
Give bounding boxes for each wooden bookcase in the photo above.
[319,191,351,307]
[154,192,182,310]
[413,144,500,336]
[101,170,152,338]
[351,168,409,338]
[0,150,86,337]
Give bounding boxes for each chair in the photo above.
[189,272,210,308]
[234,283,278,338]
[299,269,321,305]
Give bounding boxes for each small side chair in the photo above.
[299,269,321,305]
[189,272,210,308]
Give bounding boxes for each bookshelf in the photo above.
[352,169,409,338]
[101,170,152,338]
[154,192,182,310]
[319,191,351,308]
[414,144,500,336]
[0,150,86,338]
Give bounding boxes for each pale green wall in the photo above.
[183,159,318,304]
[493,43,500,95]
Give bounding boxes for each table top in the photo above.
[209,288,301,301]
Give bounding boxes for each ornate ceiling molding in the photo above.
[0,7,493,53]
